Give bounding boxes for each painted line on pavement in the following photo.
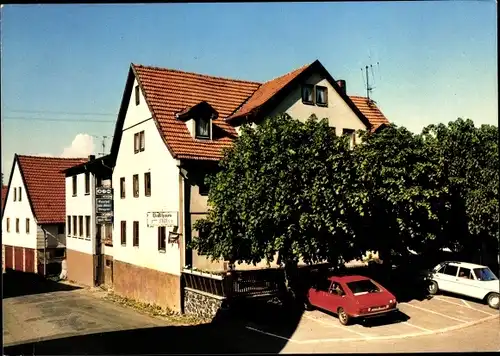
[303,314,369,338]
[434,296,497,316]
[245,314,499,344]
[403,302,467,323]
[402,321,431,332]
[296,313,499,344]
[462,299,472,308]
[245,326,299,343]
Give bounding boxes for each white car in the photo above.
[427,261,499,309]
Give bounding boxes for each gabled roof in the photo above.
[1,185,7,213]
[110,60,384,162]
[5,155,88,224]
[349,96,390,132]
[63,154,114,178]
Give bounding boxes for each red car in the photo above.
[305,275,398,325]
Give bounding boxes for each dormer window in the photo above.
[302,84,314,105]
[135,85,140,106]
[195,117,211,139]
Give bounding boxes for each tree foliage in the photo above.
[191,114,359,272]
[349,125,448,262]
[422,118,499,259]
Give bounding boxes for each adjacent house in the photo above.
[2,155,87,275]
[107,59,390,312]
[1,185,7,212]
[63,155,114,287]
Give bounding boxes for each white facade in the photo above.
[112,77,181,276]
[65,172,96,255]
[2,160,37,249]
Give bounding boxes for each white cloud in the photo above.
[34,152,56,157]
[60,133,95,158]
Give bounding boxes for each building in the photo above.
[107,59,390,312]
[1,185,7,213]
[63,154,114,287]
[2,155,87,275]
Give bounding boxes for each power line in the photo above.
[3,109,116,116]
[1,116,114,123]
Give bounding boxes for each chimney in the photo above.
[88,155,96,161]
[336,80,347,95]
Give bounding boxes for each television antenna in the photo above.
[361,56,380,104]
[92,135,113,157]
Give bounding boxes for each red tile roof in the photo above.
[1,185,7,213]
[131,62,389,161]
[227,63,311,120]
[17,155,88,224]
[349,96,390,132]
[133,64,260,161]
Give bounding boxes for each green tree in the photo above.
[191,114,358,297]
[422,118,499,266]
[349,124,448,265]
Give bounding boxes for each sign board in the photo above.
[97,214,113,224]
[96,186,114,224]
[147,211,178,228]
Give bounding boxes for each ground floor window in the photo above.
[158,226,166,251]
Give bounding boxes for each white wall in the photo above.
[266,72,367,141]
[112,77,181,276]
[2,160,37,249]
[65,172,95,255]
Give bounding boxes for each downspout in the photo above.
[42,227,47,277]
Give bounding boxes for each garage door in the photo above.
[14,247,23,271]
[25,248,35,273]
[5,245,13,269]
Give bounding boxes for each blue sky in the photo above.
[1,2,497,180]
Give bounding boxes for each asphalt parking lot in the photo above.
[245,294,499,344]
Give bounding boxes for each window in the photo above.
[121,221,127,245]
[79,216,83,237]
[120,177,126,198]
[135,85,140,106]
[158,226,166,251]
[57,224,64,234]
[85,216,91,240]
[54,249,65,258]
[67,216,71,236]
[16,218,19,233]
[139,131,145,151]
[315,86,328,106]
[330,282,346,296]
[73,216,77,236]
[18,187,22,201]
[301,84,314,105]
[346,280,380,295]
[13,188,17,201]
[105,259,112,267]
[133,174,139,197]
[342,128,356,148]
[85,172,90,195]
[458,267,473,279]
[195,118,210,139]
[133,221,139,247]
[473,268,498,281]
[134,131,145,153]
[144,172,151,197]
[26,218,30,234]
[72,175,77,196]
[6,218,10,232]
[441,264,459,277]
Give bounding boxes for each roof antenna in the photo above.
[361,60,380,106]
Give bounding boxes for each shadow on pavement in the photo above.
[2,270,81,299]
[3,295,303,355]
[359,309,411,328]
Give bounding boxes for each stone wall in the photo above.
[184,287,225,320]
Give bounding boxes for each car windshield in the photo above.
[473,268,498,281]
[347,280,381,296]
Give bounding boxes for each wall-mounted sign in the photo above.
[147,211,178,228]
[96,186,114,224]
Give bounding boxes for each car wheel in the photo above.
[487,293,499,309]
[428,280,439,295]
[337,307,351,326]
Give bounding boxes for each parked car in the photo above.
[426,261,499,309]
[305,275,398,325]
